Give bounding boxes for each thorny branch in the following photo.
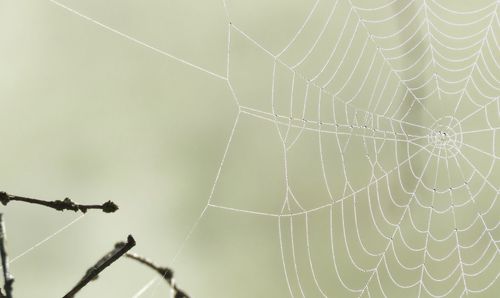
[0,214,14,298]
[0,191,118,213]
[63,235,136,298]
[126,252,189,298]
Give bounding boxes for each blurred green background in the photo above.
[0,0,498,297]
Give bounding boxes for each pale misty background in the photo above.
[0,0,498,297]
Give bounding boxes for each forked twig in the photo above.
[63,235,136,298]
[0,214,14,298]
[126,252,189,298]
[0,191,118,214]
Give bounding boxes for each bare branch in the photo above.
[126,252,189,298]
[0,191,118,214]
[0,214,14,298]
[63,235,136,298]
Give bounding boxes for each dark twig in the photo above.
[126,252,189,298]
[0,214,14,298]
[0,191,118,213]
[63,235,136,298]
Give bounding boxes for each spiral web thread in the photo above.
[8,0,498,297]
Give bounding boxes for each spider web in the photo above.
[4,0,498,297]
[188,0,500,297]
